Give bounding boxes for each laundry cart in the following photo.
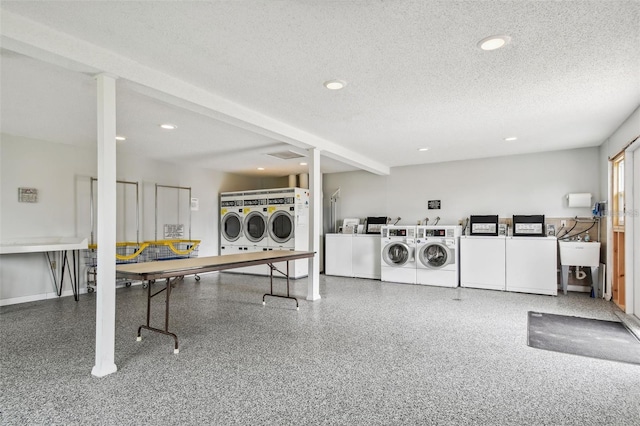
[144,239,200,261]
[84,241,149,293]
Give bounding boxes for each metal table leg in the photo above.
[262,260,299,310]
[137,278,179,354]
[45,250,80,301]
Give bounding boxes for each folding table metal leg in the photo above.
[137,278,180,354]
[69,250,79,301]
[262,260,299,310]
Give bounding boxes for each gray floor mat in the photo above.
[527,311,640,365]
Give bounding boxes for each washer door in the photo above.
[418,242,453,269]
[382,242,412,267]
[221,212,242,242]
[269,210,294,244]
[244,211,267,243]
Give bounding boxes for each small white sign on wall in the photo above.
[191,198,199,211]
[18,187,38,203]
[164,224,184,239]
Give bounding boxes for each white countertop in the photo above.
[0,237,89,254]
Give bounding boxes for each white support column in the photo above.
[92,74,118,377]
[307,148,321,301]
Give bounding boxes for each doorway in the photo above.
[610,136,640,319]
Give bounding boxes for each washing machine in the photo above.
[415,225,461,287]
[219,191,244,255]
[266,187,310,278]
[380,225,416,284]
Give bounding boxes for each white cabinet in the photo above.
[352,235,381,279]
[460,236,506,291]
[325,234,353,277]
[506,237,557,296]
[325,234,381,279]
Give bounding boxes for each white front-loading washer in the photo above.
[380,225,416,284]
[416,225,461,287]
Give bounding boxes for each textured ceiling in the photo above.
[1,1,639,177]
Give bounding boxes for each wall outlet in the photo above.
[561,220,567,227]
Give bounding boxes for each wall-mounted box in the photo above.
[567,193,592,208]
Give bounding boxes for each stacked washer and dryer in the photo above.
[381,224,462,287]
[219,188,310,279]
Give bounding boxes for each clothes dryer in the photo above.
[219,191,244,252]
[266,188,310,278]
[267,189,296,250]
[415,225,461,287]
[236,190,270,275]
[241,190,269,248]
[267,188,309,250]
[380,225,416,284]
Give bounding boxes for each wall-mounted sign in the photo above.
[428,200,441,210]
[191,198,199,211]
[18,187,38,203]
[164,224,184,239]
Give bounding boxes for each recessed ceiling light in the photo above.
[324,79,346,90]
[257,167,265,171]
[115,136,126,141]
[160,123,177,130]
[418,148,430,152]
[478,35,511,51]
[300,162,308,166]
[504,137,518,141]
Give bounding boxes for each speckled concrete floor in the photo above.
[1,273,639,425]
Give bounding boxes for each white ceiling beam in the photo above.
[1,10,390,176]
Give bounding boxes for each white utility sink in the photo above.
[558,241,601,297]
[559,241,600,267]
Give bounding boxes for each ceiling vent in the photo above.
[266,150,306,160]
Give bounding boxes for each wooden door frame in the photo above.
[607,138,638,316]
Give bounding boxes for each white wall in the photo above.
[0,134,264,304]
[323,147,600,230]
